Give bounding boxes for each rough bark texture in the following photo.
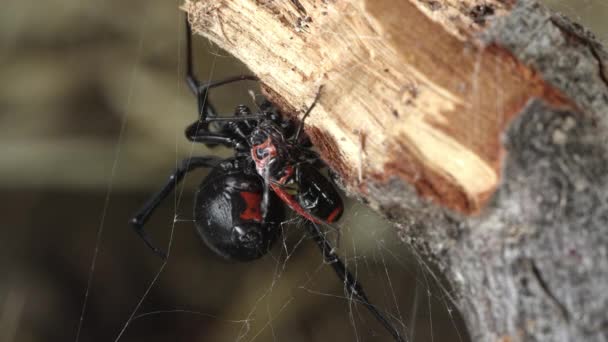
[399,4,608,341]
[184,0,608,341]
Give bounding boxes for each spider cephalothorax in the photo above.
[129,16,404,342]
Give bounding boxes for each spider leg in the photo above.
[130,157,221,258]
[307,222,405,342]
[185,121,248,150]
[185,16,258,121]
[294,85,323,143]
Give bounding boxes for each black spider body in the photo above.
[194,159,284,261]
[128,17,404,342]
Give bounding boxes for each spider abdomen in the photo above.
[194,162,284,261]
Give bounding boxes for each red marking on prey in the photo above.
[239,191,263,222]
[326,206,343,223]
[271,184,324,224]
[277,165,294,184]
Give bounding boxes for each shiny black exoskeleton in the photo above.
[128,16,404,342]
[294,164,343,222]
[194,159,283,261]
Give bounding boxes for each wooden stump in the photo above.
[183,1,608,341]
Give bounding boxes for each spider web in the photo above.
[45,1,605,342]
[90,9,467,342]
[544,0,608,43]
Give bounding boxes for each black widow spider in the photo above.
[130,16,404,342]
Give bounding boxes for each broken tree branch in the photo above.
[184,0,608,341]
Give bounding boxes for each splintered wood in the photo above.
[183,0,573,214]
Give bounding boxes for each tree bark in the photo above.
[183,0,608,341]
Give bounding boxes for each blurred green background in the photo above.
[0,1,605,342]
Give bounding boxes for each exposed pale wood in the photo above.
[183,0,572,215]
[184,1,608,342]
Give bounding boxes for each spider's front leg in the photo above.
[307,222,406,342]
[184,121,245,149]
[184,103,262,151]
[130,157,220,258]
[185,17,258,123]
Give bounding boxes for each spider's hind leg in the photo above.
[130,157,220,258]
[306,222,406,342]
